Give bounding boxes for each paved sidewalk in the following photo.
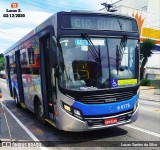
[140,86,160,102]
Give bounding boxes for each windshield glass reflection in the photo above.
[59,37,138,90]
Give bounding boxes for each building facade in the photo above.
[101,0,160,79]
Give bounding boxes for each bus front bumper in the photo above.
[57,105,139,132]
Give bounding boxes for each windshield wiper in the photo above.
[119,35,128,61]
[117,19,122,30]
[116,35,128,75]
[81,33,101,63]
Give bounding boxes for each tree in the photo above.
[0,53,5,71]
[140,39,156,79]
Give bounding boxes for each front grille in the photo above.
[85,112,132,127]
[78,91,135,104]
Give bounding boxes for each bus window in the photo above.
[21,49,28,66]
[28,48,35,64]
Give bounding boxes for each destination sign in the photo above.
[61,15,138,31]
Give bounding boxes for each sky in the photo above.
[0,0,118,54]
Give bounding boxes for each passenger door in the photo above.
[5,56,13,97]
[39,34,56,121]
[15,50,25,105]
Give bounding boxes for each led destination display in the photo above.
[61,15,138,31]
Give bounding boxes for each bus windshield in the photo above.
[59,37,138,90]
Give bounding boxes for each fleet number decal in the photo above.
[117,103,130,110]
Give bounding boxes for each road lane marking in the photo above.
[125,124,160,138]
[3,106,12,140]
[0,101,48,150]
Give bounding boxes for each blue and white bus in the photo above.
[4,11,140,131]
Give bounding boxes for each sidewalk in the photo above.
[140,86,160,102]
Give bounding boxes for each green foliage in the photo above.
[0,53,4,57]
[140,79,151,86]
[140,39,156,69]
[140,39,156,79]
[0,53,4,71]
[140,39,156,57]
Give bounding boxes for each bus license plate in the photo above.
[104,118,118,125]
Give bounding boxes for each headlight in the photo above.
[63,104,71,112]
[62,102,83,119]
[73,109,81,116]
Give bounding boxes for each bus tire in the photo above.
[35,100,46,124]
[14,91,20,107]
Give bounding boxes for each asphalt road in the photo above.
[131,100,160,134]
[0,78,160,149]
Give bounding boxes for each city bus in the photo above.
[4,11,140,131]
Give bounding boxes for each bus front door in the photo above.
[40,35,56,121]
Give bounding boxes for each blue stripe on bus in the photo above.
[72,94,138,116]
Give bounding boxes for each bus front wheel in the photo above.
[35,101,46,124]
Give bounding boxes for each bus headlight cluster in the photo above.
[62,102,83,119]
